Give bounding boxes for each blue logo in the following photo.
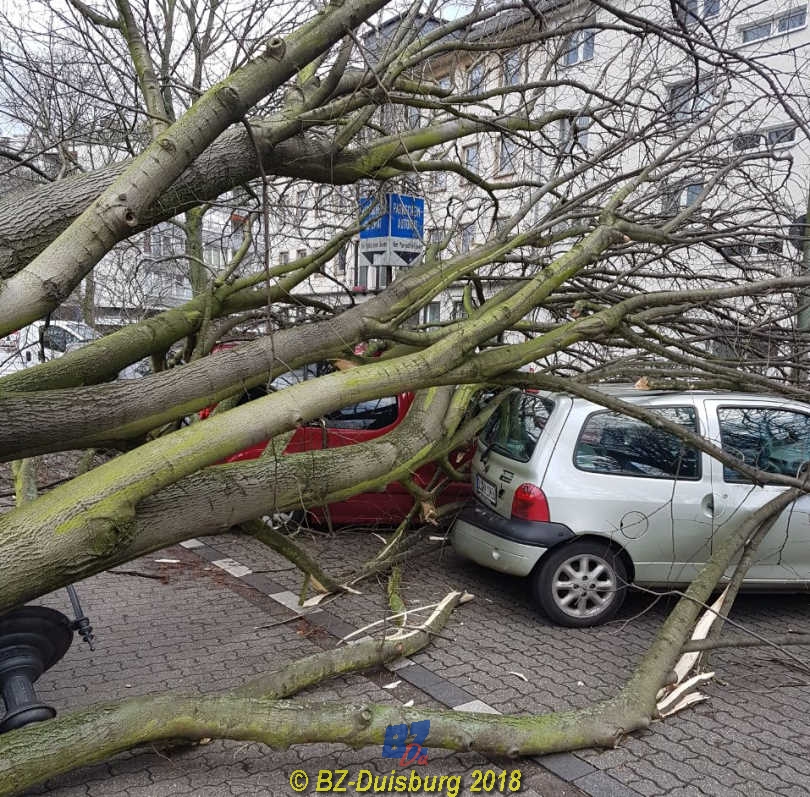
[381,719,430,766]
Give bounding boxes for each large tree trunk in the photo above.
[0,385,470,613]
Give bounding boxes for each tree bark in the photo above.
[0,386,462,612]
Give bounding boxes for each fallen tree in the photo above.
[1,0,810,790]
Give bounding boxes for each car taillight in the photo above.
[511,483,550,522]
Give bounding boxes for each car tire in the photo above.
[264,510,306,529]
[531,540,628,627]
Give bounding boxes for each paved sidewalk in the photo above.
[27,542,582,797]
[19,527,810,796]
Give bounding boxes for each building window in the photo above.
[336,246,347,274]
[757,238,784,255]
[668,77,716,122]
[316,185,328,216]
[279,250,289,266]
[406,106,423,129]
[377,265,393,289]
[295,189,307,221]
[503,51,521,86]
[742,8,807,42]
[432,170,447,190]
[230,213,247,247]
[732,124,797,150]
[467,64,484,95]
[204,246,223,267]
[767,124,797,145]
[357,261,368,289]
[732,132,761,150]
[421,301,441,326]
[559,116,589,153]
[461,224,475,253]
[296,248,307,260]
[462,142,479,172]
[675,0,720,27]
[561,29,595,66]
[663,182,703,213]
[499,135,518,173]
[719,243,752,258]
[452,300,468,320]
[428,227,443,245]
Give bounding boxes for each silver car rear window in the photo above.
[481,392,554,462]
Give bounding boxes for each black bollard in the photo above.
[0,607,73,733]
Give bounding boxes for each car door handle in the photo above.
[701,494,714,516]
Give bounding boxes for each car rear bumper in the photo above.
[451,500,575,577]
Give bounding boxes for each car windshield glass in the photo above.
[70,322,100,342]
[482,392,553,462]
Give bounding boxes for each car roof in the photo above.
[547,383,800,406]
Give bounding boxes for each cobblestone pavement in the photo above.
[25,543,582,797]
[19,527,810,797]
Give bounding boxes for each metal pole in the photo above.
[65,585,95,650]
[800,187,810,333]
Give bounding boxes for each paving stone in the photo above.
[534,753,596,781]
[574,770,643,796]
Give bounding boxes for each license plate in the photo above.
[475,473,497,505]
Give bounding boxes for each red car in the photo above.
[201,361,472,525]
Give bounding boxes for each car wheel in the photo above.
[264,510,306,529]
[532,540,628,627]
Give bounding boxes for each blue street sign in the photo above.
[389,194,424,240]
[358,193,425,271]
[359,197,389,238]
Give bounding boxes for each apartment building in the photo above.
[282,0,810,365]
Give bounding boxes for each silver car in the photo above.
[451,387,810,626]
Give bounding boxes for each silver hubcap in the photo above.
[264,512,298,529]
[551,553,617,619]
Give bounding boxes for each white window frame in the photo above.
[467,64,484,94]
[561,28,596,66]
[462,142,479,172]
[662,181,703,213]
[675,0,720,27]
[406,105,423,130]
[732,123,798,151]
[295,188,307,221]
[503,51,521,86]
[460,224,475,253]
[421,301,441,326]
[668,77,716,123]
[499,135,518,174]
[559,115,590,153]
[741,7,807,43]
